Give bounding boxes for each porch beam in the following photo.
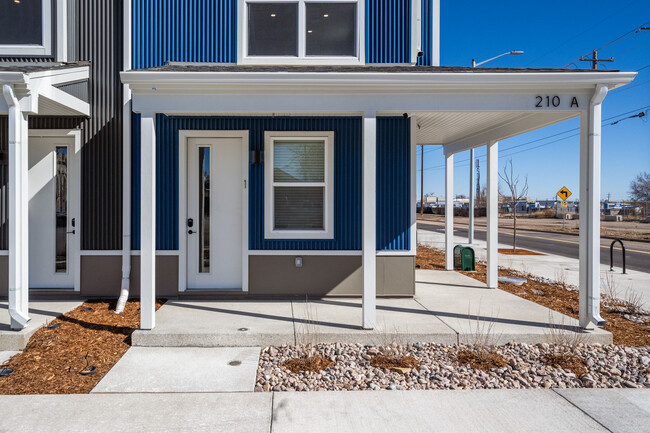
[486,140,498,289]
[445,152,453,270]
[362,111,377,330]
[3,84,30,329]
[140,113,156,330]
[579,85,607,328]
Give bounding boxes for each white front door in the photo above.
[28,136,77,289]
[186,136,245,289]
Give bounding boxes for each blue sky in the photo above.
[417,0,650,202]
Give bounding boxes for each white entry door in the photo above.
[186,136,245,289]
[28,136,78,289]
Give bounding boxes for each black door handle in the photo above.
[188,230,195,234]
[67,230,76,234]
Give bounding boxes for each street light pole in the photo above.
[468,50,523,244]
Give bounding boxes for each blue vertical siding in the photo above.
[132,115,363,250]
[376,117,411,251]
[132,0,237,69]
[365,0,411,63]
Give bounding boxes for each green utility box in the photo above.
[453,245,476,272]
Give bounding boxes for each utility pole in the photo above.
[469,149,475,244]
[420,144,424,216]
[579,50,614,70]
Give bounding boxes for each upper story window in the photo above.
[242,0,363,65]
[0,0,52,56]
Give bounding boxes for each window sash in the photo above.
[264,132,334,239]
[242,0,360,62]
[0,0,52,56]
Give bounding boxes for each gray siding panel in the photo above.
[77,0,124,250]
[0,1,124,251]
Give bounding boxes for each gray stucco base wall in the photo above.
[80,255,179,297]
[248,255,415,297]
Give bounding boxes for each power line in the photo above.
[610,39,650,58]
[524,0,643,67]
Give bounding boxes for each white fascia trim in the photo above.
[377,250,415,256]
[121,71,637,93]
[27,67,90,84]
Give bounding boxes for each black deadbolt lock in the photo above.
[187,218,194,228]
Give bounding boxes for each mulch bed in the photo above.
[283,355,334,373]
[0,299,165,395]
[416,245,650,347]
[498,248,545,256]
[370,355,420,373]
[543,353,588,376]
[456,350,508,371]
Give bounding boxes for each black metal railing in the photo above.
[609,239,626,274]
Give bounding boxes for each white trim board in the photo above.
[178,130,250,293]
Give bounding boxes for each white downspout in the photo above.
[586,83,608,326]
[3,83,30,328]
[116,0,132,314]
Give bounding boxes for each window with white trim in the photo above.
[0,0,52,56]
[264,131,334,239]
[243,0,361,64]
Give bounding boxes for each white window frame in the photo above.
[264,131,335,239]
[238,0,365,65]
[0,0,53,57]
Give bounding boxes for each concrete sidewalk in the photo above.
[132,269,611,347]
[0,389,647,433]
[417,228,650,307]
[0,300,83,351]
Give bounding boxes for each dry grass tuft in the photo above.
[283,356,334,374]
[543,353,587,376]
[456,350,508,371]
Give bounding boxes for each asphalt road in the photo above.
[417,221,650,273]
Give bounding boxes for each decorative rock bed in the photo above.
[255,343,650,392]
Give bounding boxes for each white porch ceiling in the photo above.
[409,110,579,147]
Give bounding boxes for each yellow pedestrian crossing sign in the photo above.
[557,186,572,201]
[561,201,568,208]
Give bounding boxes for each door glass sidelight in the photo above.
[55,147,67,273]
[198,147,211,273]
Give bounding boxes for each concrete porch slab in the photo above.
[0,351,20,364]
[132,300,296,347]
[0,301,83,351]
[415,270,612,345]
[92,347,260,393]
[292,298,458,345]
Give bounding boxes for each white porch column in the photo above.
[444,152,454,270]
[362,111,377,330]
[579,85,607,328]
[3,84,30,330]
[469,148,475,244]
[486,140,499,289]
[140,113,156,330]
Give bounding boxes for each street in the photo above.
[417,221,650,273]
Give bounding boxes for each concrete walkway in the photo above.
[132,269,611,347]
[418,228,650,307]
[0,300,83,351]
[0,389,647,432]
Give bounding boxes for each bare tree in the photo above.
[630,172,650,219]
[499,159,528,252]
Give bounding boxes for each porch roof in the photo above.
[0,62,90,117]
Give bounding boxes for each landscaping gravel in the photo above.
[255,343,650,392]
